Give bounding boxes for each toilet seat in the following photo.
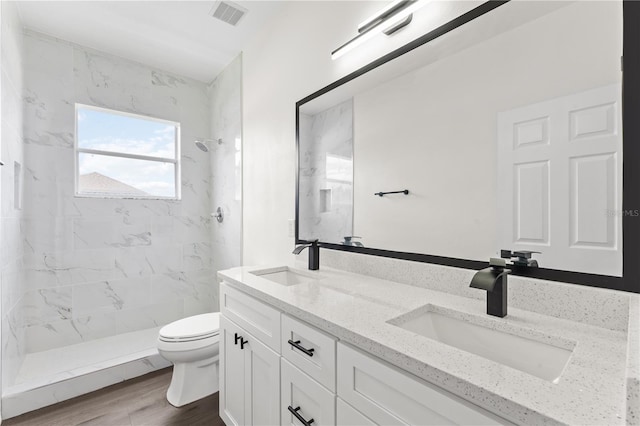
[159,313,220,343]
[158,332,220,353]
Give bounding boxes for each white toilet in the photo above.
[157,312,221,407]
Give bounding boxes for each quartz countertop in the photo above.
[218,265,633,426]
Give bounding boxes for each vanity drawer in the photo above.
[337,343,510,426]
[281,358,335,426]
[281,314,337,392]
[220,282,281,352]
[336,398,376,426]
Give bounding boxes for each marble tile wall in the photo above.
[1,0,26,391]
[299,99,353,244]
[207,54,242,304]
[19,31,216,355]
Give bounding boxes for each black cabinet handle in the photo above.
[288,406,314,426]
[234,333,248,349]
[288,340,315,357]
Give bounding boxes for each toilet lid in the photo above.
[159,313,220,340]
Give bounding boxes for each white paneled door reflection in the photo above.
[498,84,622,276]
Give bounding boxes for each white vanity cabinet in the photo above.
[220,284,281,426]
[219,281,510,426]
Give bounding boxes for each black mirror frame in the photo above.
[296,0,640,294]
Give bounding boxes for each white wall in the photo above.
[353,1,622,260]
[241,0,482,265]
[1,0,26,393]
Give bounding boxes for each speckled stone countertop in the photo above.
[219,265,634,426]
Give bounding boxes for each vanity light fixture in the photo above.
[331,0,429,60]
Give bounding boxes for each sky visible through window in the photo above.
[77,107,178,198]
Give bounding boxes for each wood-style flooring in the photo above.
[3,368,225,426]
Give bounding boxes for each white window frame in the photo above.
[74,104,181,200]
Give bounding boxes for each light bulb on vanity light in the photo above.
[331,0,430,60]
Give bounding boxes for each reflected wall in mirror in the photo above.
[297,1,624,278]
[299,100,354,244]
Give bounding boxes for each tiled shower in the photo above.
[0,1,241,416]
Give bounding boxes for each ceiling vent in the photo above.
[209,1,248,27]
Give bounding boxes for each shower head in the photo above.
[195,140,209,152]
[194,138,223,152]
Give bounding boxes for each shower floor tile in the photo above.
[11,326,162,392]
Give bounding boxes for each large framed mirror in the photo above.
[296,0,640,293]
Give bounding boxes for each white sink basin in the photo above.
[250,266,315,286]
[388,305,574,382]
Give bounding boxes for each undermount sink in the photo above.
[250,266,315,286]
[388,305,575,383]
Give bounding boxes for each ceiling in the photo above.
[15,1,285,83]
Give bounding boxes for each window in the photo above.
[75,105,180,199]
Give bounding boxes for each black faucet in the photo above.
[342,236,364,247]
[470,258,511,317]
[293,240,319,270]
[500,250,540,269]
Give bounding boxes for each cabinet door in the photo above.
[281,359,335,426]
[245,330,281,426]
[220,316,246,426]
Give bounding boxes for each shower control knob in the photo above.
[212,207,224,223]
